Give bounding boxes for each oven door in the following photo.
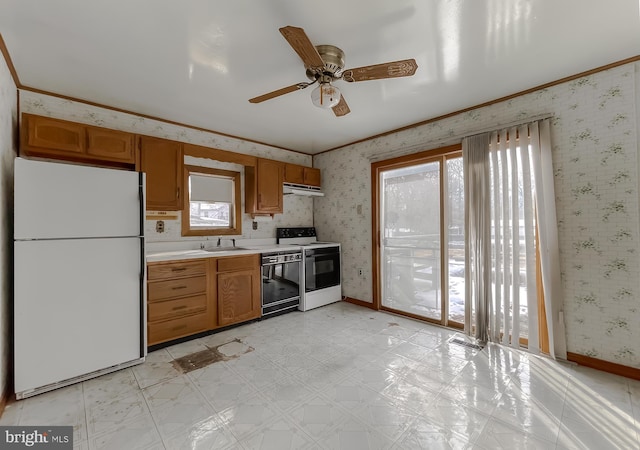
[261,260,301,315]
[304,246,341,292]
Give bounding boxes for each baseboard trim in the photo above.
[344,297,376,310]
[566,352,640,381]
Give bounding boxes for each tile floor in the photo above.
[2,302,639,449]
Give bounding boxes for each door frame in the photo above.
[371,144,462,326]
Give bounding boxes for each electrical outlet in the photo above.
[155,220,165,233]
[357,268,364,277]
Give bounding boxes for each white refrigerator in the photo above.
[14,157,146,399]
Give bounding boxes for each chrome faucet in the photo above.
[217,238,236,247]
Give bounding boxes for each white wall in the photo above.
[0,52,17,398]
[19,92,314,243]
[314,62,640,368]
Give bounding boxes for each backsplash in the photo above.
[314,61,640,368]
[19,92,314,243]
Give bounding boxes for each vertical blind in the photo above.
[463,118,566,359]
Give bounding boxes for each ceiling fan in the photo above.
[249,26,418,117]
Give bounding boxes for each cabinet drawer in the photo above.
[148,260,207,280]
[217,254,258,272]
[148,276,206,302]
[148,294,207,322]
[148,311,209,345]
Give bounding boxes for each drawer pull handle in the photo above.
[172,285,187,290]
[172,324,188,331]
[172,305,188,311]
[171,267,187,272]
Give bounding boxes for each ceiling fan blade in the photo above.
[342,59,418,82]
[249,82,310,103]
[332,96,350,117]
[279,26,325,70]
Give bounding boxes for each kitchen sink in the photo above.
[203,247,247,253]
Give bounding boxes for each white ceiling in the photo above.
[2,1,639,154]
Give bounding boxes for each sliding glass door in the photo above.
[380,160,443,320]
[374,146,464,328]
[446,157,465,326]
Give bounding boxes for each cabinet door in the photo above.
[303,167,321,187]
[86,126,135,163]
[284,163,305,184]
[140,136,183,210]
[24,114,85,155]
[256,158,283,213]
[217,269,261,326]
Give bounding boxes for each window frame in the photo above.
[181,164,242,237]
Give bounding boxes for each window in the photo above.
[181,165,241,236]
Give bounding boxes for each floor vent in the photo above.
[450,338,484,350]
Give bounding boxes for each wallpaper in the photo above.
[314,62,640,368]
[0,52,17,399]
[19,92,314,243]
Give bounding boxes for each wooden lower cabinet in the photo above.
[217,269,261,326]
[148,312,210,345]
[147,254,261,346]
[216,254,261,327]
[147,259,209,346]
[148,294,207,322]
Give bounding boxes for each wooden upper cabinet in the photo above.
[140,136,183,211]
[21,113,136,166]
[284,163,305,184]
[245,158,283,215]
[257,159,284,212]
[86,126,135,163]
[284,163,321,187]
[303,167,321,187]
[23,114,85,155]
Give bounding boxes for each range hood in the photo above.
[283,183,325,197]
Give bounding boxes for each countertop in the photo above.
[146,243,301,263]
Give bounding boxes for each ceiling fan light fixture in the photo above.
[311,83,341,109]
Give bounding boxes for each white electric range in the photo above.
[276,227,342,311]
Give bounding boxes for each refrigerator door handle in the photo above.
[138,172,145,237]
[138,171,146,358]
